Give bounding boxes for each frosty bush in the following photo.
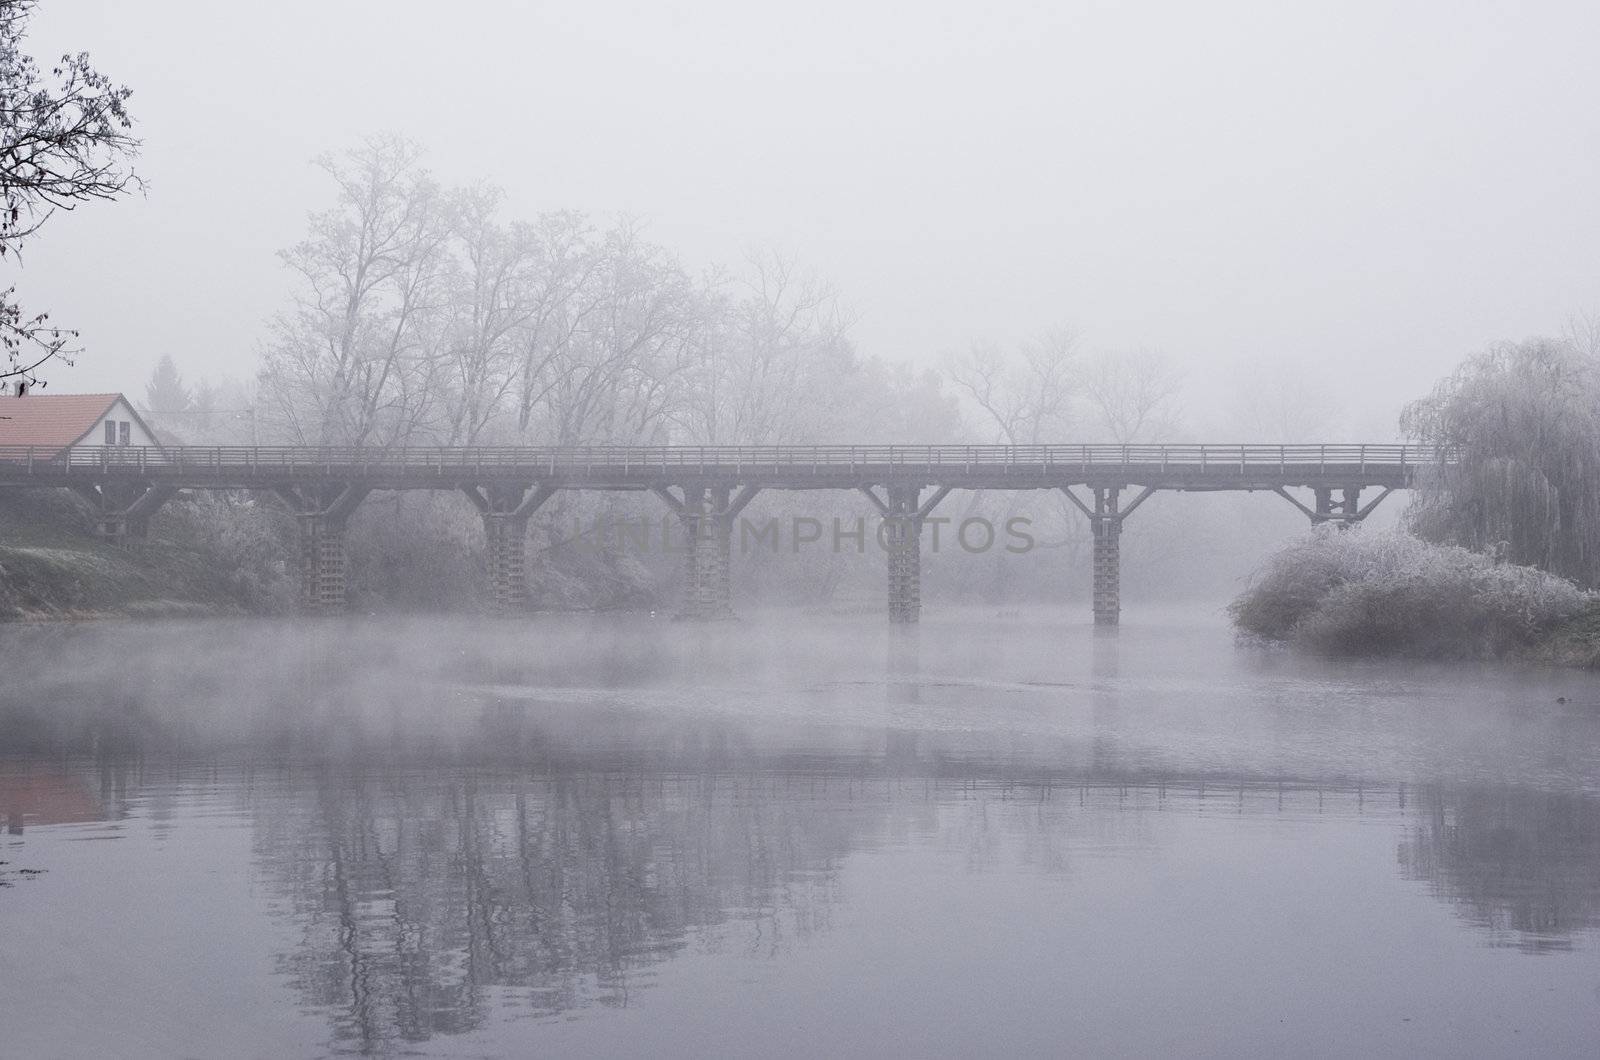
[1230,528,1591,658]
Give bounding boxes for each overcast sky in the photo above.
[18,0,1600,438]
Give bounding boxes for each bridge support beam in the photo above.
[275,485,370,613]
[653,484,760,619]
[860,484,952,624]
[462,484,557,613]
[1061,485,1156,627]
[1273,485,1394,527]
[69,482,176,543]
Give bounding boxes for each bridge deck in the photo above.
[0,443,1437,491]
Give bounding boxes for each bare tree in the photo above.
[525,218,704,446]
[440,185,540,445]
[258,136,452,446]
[1564,311,1600,359]
[1222,358,1336,442]
[0,0,139,391]
[687,247,854,445]
[1079,347,1184,443]
[509,211,604,441]
[946,326,1077,444]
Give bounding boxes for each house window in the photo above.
[104,421,116,445]
[118,421,131,446]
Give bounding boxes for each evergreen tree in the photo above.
[144,354,190,412]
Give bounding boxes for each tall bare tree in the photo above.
[1079,347,1184,443]
[499,211,597,441]
[258,135,452,446]
[440,185,539,445]
[946,326,1077,444]
[525,219,703,446]
[687,247,854,445]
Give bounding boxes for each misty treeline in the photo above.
[143,135,1296,611]
[253,134,947,450]
[135,137,1600,616]
[153,136,1204,454]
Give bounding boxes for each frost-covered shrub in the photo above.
[1230,528,1590,658]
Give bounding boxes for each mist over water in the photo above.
[3,610,1599,1058]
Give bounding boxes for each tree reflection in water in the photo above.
[235,745,1600,1053]
[1398,785,1600,953]
[5,619,1600,1051]
[251,767,860,1050]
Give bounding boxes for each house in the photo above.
[0,393,161,457]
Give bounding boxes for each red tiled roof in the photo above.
[0,393,122,451]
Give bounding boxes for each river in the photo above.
[1,608,1598,1058]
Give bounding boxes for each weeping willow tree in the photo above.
[1402,338,1600,586]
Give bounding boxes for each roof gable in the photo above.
[0,393,127,450]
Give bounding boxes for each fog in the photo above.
[8,5,1600,1056]
[22,0,1600,434]
[5,614,1600,1055]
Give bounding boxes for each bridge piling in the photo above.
[463,484,556,613]
[296,515,348,612]
[682,486,732,619]
[275,485,369,613]
[1091,488,1122,626]
[1062,485,1156,627]
[859,483,951,624]
[884,485,922,624]
[654,484,758,619]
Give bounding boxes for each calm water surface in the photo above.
[2,608,1599,1058]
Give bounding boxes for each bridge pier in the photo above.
[861,484,952,624]
[1092,495,1121,626]
[884,485,921,624]
[70,482,175,543]
[1062,485,1156,627]
[275,485,370,613]
[462,485,557,613]
[653,484,760,619]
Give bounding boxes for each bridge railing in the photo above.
[0,443,1450,475]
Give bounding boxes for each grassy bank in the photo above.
[1230,528,1598,664]
[1525,604,1600,669]
[0,490,266,620]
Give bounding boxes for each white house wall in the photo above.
[69,399,161,454]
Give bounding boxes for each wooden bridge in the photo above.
[0,443,1438,624]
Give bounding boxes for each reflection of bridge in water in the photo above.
[0,443,1437,622]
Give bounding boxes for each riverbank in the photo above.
[0,488,662,620]
[1527,605,1600,669]
[0,491,260,620]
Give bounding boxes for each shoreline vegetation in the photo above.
[1211,332,1600,671]
[0,489,658,622]
[1229,528,1600,667]
[9,490,1600,670]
